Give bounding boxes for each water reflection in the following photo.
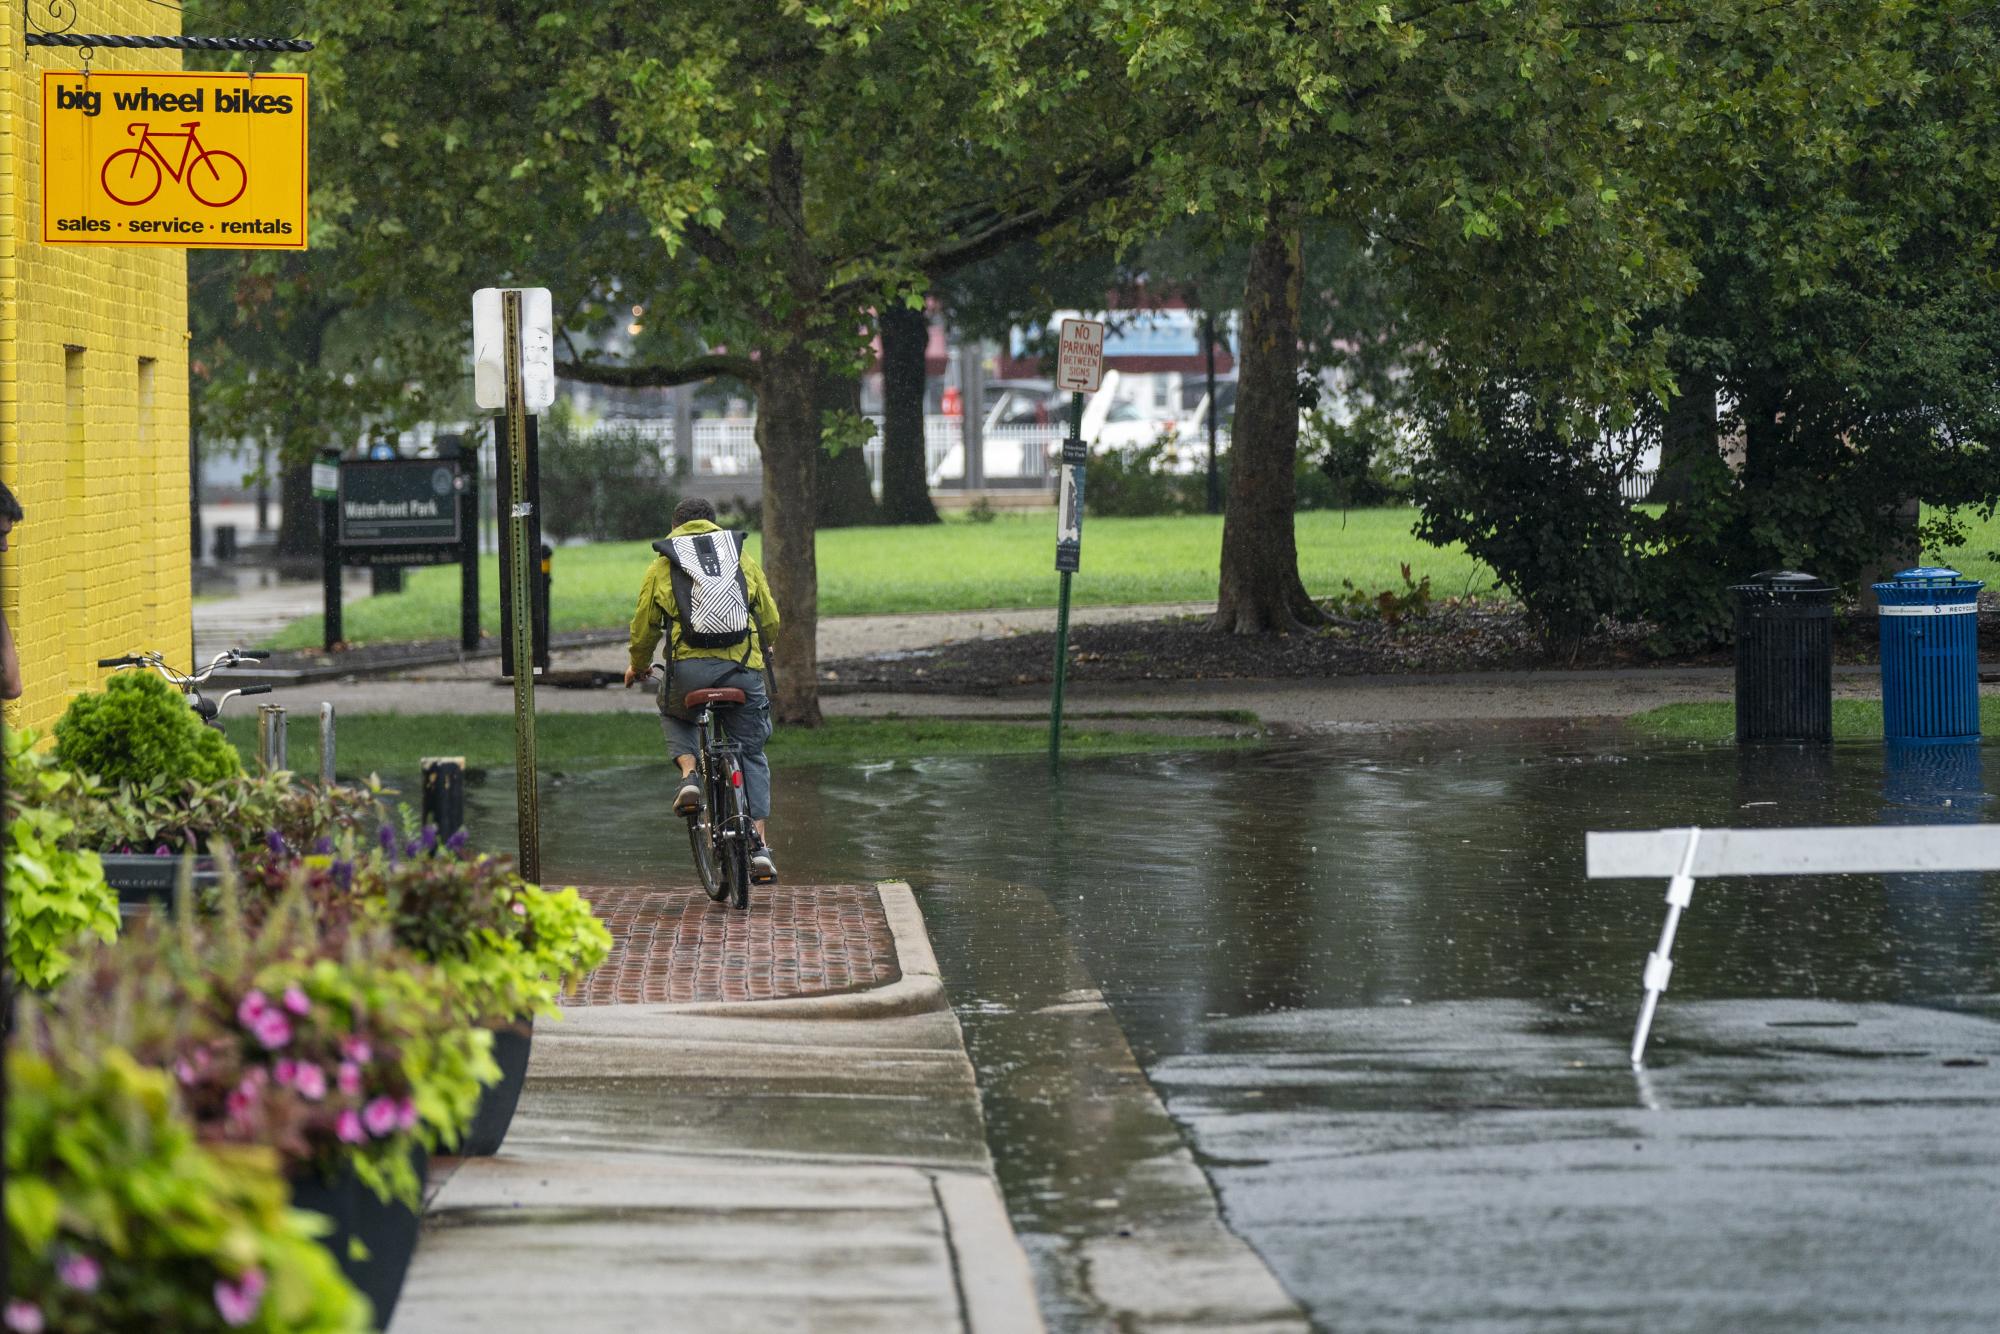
[467,728,2000,1039]
[1882,743,1989,996]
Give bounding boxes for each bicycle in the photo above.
[97,648,273,727]
[100,121,248,208]
[636,667,758,910]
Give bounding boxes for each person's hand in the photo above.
[623,665,651,689]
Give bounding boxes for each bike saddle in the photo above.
[684,687,748,709]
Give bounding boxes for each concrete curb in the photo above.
[933,1169,1047,1334]
[649,880,949,1020]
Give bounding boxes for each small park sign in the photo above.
[42,71,308,250]
[1056,317,1105,393]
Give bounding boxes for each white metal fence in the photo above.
[562,415,1070,489]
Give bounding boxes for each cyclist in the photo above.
[623,497,782,882]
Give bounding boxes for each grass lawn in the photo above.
[267,508,1499,649]
[1628,697,2000,743]
[218,712,1253,777]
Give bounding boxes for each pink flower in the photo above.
[282,985,311,1016]
[340,1036,372,1064]
[363,1097,400,1137]
[225,1076,260,1122]
[249,1010,293,1050]
[55,1254,100,1293]
[336,1061,362,1096]
[4,1300,44,1334]
[173,1058,198,1085]
[336,1109,366,1144]
[395,1096,419,1131]
[213,1269,266,1327]
[236,990,269,1027]
[274,1058,298,1087]
[292,1062,328,1101]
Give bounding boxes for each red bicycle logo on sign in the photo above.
[100,121,247,207]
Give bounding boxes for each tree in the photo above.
[1414,2,1999,647]
[1106,1,1910,633]
[294,1,1152,723]
[188,250,458,567]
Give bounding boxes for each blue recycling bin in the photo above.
[1873,566,1983,743]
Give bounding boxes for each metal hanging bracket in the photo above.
[23,1,315,50]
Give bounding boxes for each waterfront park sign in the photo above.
[41,71,308,249]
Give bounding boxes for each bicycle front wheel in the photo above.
[188,149,248,207]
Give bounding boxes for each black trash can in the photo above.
[1731,569,1834,743]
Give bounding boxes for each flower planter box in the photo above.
[98,853,219,916]
[458,1018,534,1157]
[290,1144,427,1329]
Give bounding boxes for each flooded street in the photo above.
[468,722,2000,1331]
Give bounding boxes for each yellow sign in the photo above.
[41,71,308,250]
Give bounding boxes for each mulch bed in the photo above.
[817,598,2000,693]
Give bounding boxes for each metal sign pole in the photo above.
[501,290,541,882]
[1050,390,1085,767]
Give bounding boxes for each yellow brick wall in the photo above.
[1,3,192,733]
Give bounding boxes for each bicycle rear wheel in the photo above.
[718,754,752,911]
[685,769,726,902]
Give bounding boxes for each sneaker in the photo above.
[749,844,778,884]
[673,775,702,815]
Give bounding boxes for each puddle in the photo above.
[459,722,2000,1332]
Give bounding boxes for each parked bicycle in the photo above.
[641,669,757,910]
[97,648,272,727]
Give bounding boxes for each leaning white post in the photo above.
[1630,826,1702,1068]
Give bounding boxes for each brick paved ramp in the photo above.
[571,883,899,1006]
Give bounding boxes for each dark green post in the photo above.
[1050,390,1085,767]
[501,290,541,882]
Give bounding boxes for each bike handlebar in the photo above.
[96,655,143,668]
[238,684,273,697]
[235,650,273,661]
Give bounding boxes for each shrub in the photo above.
[5,1045,369,1333]
[25,731,384,858]
[1305,405,1413,508]
[238,832,612,1028]
[1333,563,1436,625]
[538,405,680,542]
[53,671,241,789]
[1084,440,1208,517]
[1412,382,1640,643]
[40,887,496,1209]
[3,730,118,991]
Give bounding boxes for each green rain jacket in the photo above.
[627,519,781,674]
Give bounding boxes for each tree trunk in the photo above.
[1213,216,1323,633]
[878,303,939,525]
[1653,364,1717,507]
[1859,497,1923,613]
[758,337,824,727]
[815,366,879,528]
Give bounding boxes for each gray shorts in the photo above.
[657,657,772,821]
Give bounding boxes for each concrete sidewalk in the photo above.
[389,883,1042,1334]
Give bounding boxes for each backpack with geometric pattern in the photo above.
[651,529,752,650]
